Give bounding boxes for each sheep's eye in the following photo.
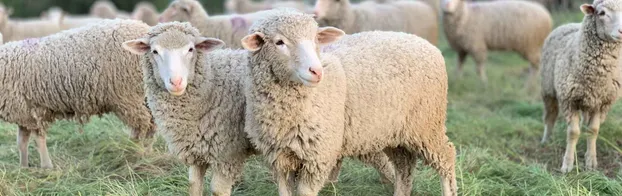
[599,11,606,16]
[152,50,158,54]
[276,40,284,45]
[188,48,194,52]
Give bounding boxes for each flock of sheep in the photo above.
[0,0,620,195]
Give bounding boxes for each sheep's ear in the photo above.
[122,38,150,55]
[195,37,225,52]
[580,4,595,15]
[241,32,265,52]
[317,27,345,46]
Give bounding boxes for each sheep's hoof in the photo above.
[560,164,573,174]
[585,156,597,171]
[40,164,54,169]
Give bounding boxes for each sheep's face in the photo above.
[123,31,224,96]
[159,0,194,23]
[313,0,345,21]
[582,2,622,42]
[241,26,345,87]
[441,0,461,13]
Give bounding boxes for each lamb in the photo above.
[122,21,394,196]
[89,0,131,19]
[313,0,439,46]
[441,0,553,84]
[0,4,64,42]
[242,8,456,196]
[132,1,160,26]
[540,0,622,173]
[0,19,156,169]
[158,0,267,49]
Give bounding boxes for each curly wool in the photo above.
[140,21,256,196]
[159,0,270,49]
[316,0,438,45]
[0,19,154,139]
[322,30,457,195]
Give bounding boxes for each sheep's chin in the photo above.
[167,88,186,96]
[297,74,321,87]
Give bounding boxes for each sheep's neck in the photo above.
[443,1,469,31]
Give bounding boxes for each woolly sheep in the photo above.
[0,4,64,42]
[159,0,268,49]
[224,0,311,14]
[89,0,131,19]
[540,0,622,173]
[41,7,105,30]
[241,9,456,196]
[441,0,553,84]
[132,1,160,26]
[313,0,439,45]
[1,19,156,169]
[122,21,393,196]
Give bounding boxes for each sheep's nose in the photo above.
[313,11,318,18]
[170,76,182,87]
[309,66,323,79]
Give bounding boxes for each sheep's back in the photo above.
[540,23,581,98]
[322,31,447,154]
[353,1,435,35]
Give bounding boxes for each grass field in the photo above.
[1,10,621,196]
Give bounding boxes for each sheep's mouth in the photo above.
[297,74,321,87]
[167,88,186,96]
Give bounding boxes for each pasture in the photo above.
[0,10,620,196]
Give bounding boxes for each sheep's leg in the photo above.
[561,112,580,173]
[386,147,416,196]
[276,170,295,196]
[296,161,334,196]
[210,164,239,196]
[455,51,467,79]
[357,152,395,185]
[114,102,156,153]
[541,96,559,144]
[189,164,207,196]
[34,130,53,169]
[523,52,541,91]
[17,126,32,168]
[327,158,343,183]
[473,51,488,84]
[585,111,601,171]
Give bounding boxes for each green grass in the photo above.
[1,10,621,196]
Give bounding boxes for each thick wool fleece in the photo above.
[140,22,255,195]
[243,9,347,195]
[443,0,552,81]
[159,0,269,49]
[316,0,438,45]
[322,31,457,196]
[132,2,159,26]
[0,19,153,137]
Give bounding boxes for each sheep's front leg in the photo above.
[585,111,601,171]
[297,162,333,196]
[17,126,32,168]
[473,50,488,84]
[561,112,580,173]
[34,130,53,169]
[189,164,207,196]
[276,169,295,196]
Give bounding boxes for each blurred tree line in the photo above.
[1,0,226,18]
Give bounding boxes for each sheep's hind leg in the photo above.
[455,51,467,80]
[385,147,417,196]
[327,158,343,183]
[473,50,488,85]
[276,169,295,196]
[189,164,207,196]
[17,126,32,168]
[585,111,601,171]
[296,161,334,196]
[34,130,53,169]
[561,112,580,173]
[357,152,395,185]
[541,96,559,144]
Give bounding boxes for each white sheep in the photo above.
[0,19,156,169]
[224,0,311,14]
[41,7,105,30]
[242,8,456,196]
[313,0,439,45]
[540,0,622,173]
[159,0,270,49]
[89,0,131,19]
[122,21,394,196]
[441,0,553,84]
[132,1,160,26]
[0,4,64,42]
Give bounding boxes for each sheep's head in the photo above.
[132,2,159,26]
[159,0,201,23]
[441,0,463,13]
[123,22,224,96]
[313,0,348,22]
[241,8,345,87]
[581,0,622,42]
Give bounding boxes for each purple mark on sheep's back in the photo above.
[21,38,40,49]
[231,16,248,32]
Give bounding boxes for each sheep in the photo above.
[158,0,268,49]
[41,7,105,30]
[224,0,311,14]
[122,21,395,196]
[0,4,64,42]
[540,0,622,173]
[132,1,160,26]
[0,19,156,169]
[89,0,131,19]
[441,0,553,84]
[241,8,456,196]
[312,0,439,46]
